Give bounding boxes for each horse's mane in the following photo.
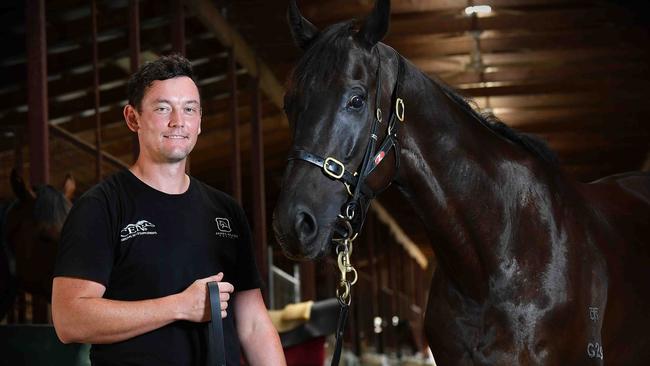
[289,21,559,166]
[33,185,71,228]
[434,81,559,166]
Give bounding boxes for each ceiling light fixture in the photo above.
[464,5,492,16]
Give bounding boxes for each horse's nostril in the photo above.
[295,209,318,243]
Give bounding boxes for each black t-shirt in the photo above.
[54,170,261,366]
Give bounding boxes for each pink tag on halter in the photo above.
[374,151,385,166]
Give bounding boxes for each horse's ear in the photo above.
[356,0,390,49]
[10,168,35,201]
[287,0,319,50]
[62,173,76,201]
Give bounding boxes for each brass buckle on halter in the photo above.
[396,98,405,122]
[324,157,345,179]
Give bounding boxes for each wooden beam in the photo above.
[50,124,129,170]
[1,52,234,129]
[411,48,650,75]
[188,0,285,116]
[388,7,632,37]
[456,78,649,98]
[301,0,593,22]
[0,15,223,92]
[370,201,428,269]
[440,61,649,86]
[392,27,649,59]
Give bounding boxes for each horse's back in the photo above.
[590,171,650,204]
[584,171,650,235]
[581,171,650,364]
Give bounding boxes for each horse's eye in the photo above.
[348,95,365,109]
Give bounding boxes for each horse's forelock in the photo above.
[32,185,71,228]
[290,21,359,95]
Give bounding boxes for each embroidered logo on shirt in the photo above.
[215,218,239,239]
[120,220,157,242]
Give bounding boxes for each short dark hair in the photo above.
[127,54,199,111]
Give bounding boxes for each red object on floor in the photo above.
[283,336,326,366]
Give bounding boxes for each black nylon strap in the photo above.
[330,303,350,366]
[206,281,226,366]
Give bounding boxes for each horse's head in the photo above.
[4,169,75,296]
[273,0,401,259]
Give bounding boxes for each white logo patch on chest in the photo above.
[215,217,239,239]
[121,220,157,242]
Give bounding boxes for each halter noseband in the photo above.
[288,48,406,236]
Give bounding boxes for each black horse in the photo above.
[272,1,650,365]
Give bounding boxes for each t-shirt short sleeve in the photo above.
[233,206,262,292]
[54,192,116,287]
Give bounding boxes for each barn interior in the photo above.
[1,0,648,365]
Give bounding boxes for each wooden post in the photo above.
[299,262,316,301]
[26,0,49,324]
[129,0,140,162]
[26,0,49,186]
[171,0,186,55]
[13,127,24,173]
[374,220,385,354]
[171,0,189,173]
[250,77,268,301]
[228,48,242,204]
[92,0,102,182]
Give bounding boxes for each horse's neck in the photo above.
[395,67,572,299]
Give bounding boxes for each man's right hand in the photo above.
[179,272,234,322]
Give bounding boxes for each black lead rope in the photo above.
[206,281,226,366]
[330,302,350,365]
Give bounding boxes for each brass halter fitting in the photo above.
[323,157,345,179]
[396,98,405,122]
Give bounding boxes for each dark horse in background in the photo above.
[1,169,74,321]
[272,1,650,364]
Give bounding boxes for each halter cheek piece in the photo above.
[288,49,406,234]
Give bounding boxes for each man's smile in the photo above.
[163,134,189,139]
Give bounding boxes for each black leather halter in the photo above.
[288,48,406,234]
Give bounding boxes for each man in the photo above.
[52,54,286,366]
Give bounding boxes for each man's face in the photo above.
[135,76,201,163]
